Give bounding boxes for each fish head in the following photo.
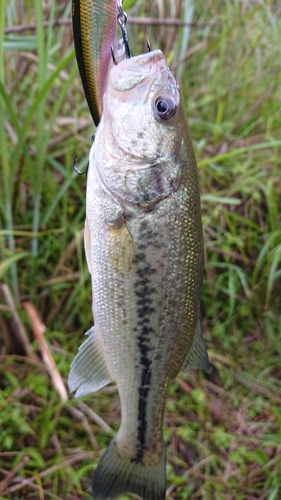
[102,49,183,161]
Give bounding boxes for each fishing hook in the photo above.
[73,155,89,175]
[111,45,117,65]
[117,0,131,58]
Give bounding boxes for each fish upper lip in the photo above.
[116,49,164,69]
[110,49,178,102]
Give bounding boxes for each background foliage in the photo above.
[0,0,280,498]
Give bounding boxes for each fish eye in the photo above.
[154,95,177,121]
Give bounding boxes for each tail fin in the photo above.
[92,439,166,500]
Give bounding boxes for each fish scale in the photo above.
[69,48,210,500]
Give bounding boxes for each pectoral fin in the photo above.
[100,194,136,275]
[68,327,114,397]
[107,221,136,275]
[181,322,211,373]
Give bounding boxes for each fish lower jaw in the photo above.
[116,433,164,466]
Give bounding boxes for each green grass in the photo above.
[1,0,281,498]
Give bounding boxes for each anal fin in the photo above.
[68,327,114,397]
[181,322,211,373]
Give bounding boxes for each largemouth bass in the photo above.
[69,47,210,500]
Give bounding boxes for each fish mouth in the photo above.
[120,49,167,76]
[111,44,165,72]
[110,5,178,99]
[110,49,175,98]
[108,49,179,114]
